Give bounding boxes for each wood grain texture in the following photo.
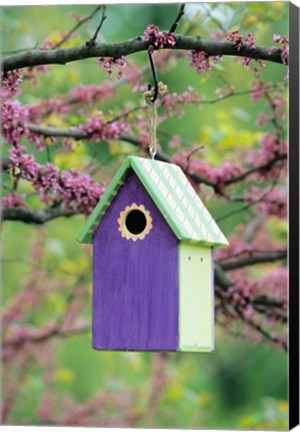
[93,172,179,351]
[179,243,213,352]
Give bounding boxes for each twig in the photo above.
[224,153,286,186]
[169,4,185,33]
[236,307,287,350]
[52,6,103,50]
[201,3,227,34]
[242,215,263,242]
[185,145,204,172]
[1,44,39,55]
[217,158,285,222]
[86,5,107,47]
[190,82,287,107]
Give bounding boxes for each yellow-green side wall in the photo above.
[179,242,214,352]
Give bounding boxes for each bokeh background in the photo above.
[2,2,288,429]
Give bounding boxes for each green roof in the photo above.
[77,156,229,247]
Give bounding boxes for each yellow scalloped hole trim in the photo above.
[118,203,153,241]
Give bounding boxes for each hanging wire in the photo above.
[148,51,159,103]
[144,52,167,159]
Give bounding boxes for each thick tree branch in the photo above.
[2,206,76,224]
[214,263,232,289]
[2,35,286,72]
[23,124,287,193]
[22,124,220,188]
[221,249,287,271]
[3,322,89,348]
[27,123,87,139]
[253,296,285,308]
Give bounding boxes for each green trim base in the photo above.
[179,345,213,352]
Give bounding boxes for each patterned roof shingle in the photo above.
[77,156,229,247]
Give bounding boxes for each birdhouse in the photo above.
[77,156,228,352]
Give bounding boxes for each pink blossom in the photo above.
[1,70,23,99]
[280,45,289,64]
[256,267,288,300]
[242,57,252,70]
[271,35,289,64]
[162,87,202,117]
[210,31,224,41]
[1,100,29,144]
[256,112,270,126]
[42,39,54,49]
[171,153,241,189]
[168,135,181,149]
[246,133,287,174]
[273,34,289,44]
[8,145,105,214]
[2,193,27,208]
[249,80,270,102]
[69,11,87,23]
[77,111,130,141]
[189,50,211,74]
[62,137,75,151]
[273,34,281,43]
[97,56,126,79]
[215,88,225,97]
[226,30,245,50]
[245,33,256,49]
[69,82,115,105]
[212,55,223,64]
[23,65,49,86]
[144,24,176,53]
[251,186,287,218]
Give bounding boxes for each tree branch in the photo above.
[27,123,87,139]
[169,4,185,33]
[224,153,287,186]
[52,6,103,50]
[3,35,286,72]
[22,124,286,192]
[2,206,76,224]
[221,249,287,271]
[86,5,107,47]
[3,322,90,348]
[201,3,227,33]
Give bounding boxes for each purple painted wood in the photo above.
[92,172,179,351]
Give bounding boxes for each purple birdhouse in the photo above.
[78,156,228,352]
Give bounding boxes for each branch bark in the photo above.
[24,124,287,192]
[3,34,286,72]
[2,206,76,224]
[220,249,287,271]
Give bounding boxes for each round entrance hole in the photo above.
[125,209,147,235]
